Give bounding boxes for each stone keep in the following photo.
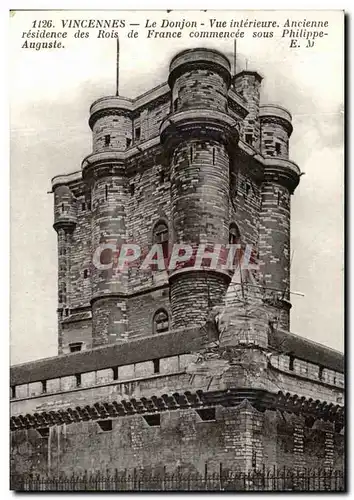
[10,48,344,478]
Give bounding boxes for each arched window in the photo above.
[229,223,241,245]
[153,221,169,259]
[153,309,169,334]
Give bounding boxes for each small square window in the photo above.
[143,414,160,427]
[70,342,83,353]
[38,428,49,438]
[196,408,216,421]
[97,420,112,432]
[83,269,89,279]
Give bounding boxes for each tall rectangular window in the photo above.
[245,134,253,145]
[104,134,111,146]
[135,127,141,141]
[153,359,160,374]
[275,142,281,155]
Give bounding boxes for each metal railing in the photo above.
[11,466,345,492]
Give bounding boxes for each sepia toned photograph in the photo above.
[9,9,345,492]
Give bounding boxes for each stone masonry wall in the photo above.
[258,181,291,329]
[69,195,92,310]
[234,73,262,149]
[11,406,344,477]
[261,120,289,159]
[174,69,228,113]
[92,113,132,152]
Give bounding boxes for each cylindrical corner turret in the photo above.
[168,48,231,113]
[258,105,299,331]
[260,104,293,159]
[52,184,77,233]
[82,96,131,347]
[161,48,237,329]
[233,71,263,149]
[89,96,133,153]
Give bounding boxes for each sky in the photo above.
[9,10,344,364]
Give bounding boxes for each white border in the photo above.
[3,1,351,499]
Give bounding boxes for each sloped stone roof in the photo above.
[269,329,344,373]
[10,327,205,386]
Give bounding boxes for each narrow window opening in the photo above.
[37,428,49,438]
[153,359,160,374]
[82,202,86,211]
[229,223,241,245]
[212,147,216,165]
[143,414,161,427]
[105,185,108,201]
[126,137,132,148]
[70,342,83,353]
[112,367,118,380]
[97,420,112,432]
[41,380,47,394]
[275,142,281,155]
[245,134,253,146]
[83,269,89,279]
[245,183,251,196]
[135,127,141,141]
[173,99,178,112]
[318,366,324,381]
[196,408,216,421]
[289,355,295,371]
[11,386,15,399]
[130,183,135,196]
[159,170,165,184]
[277,191,281,206]
[153,222,169,260]
[75,374,81,387]
[61,203,65,213]
[87,201,91,211]
[65,308,69,317]
[104,134,111,146]
[190,146,193,163]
